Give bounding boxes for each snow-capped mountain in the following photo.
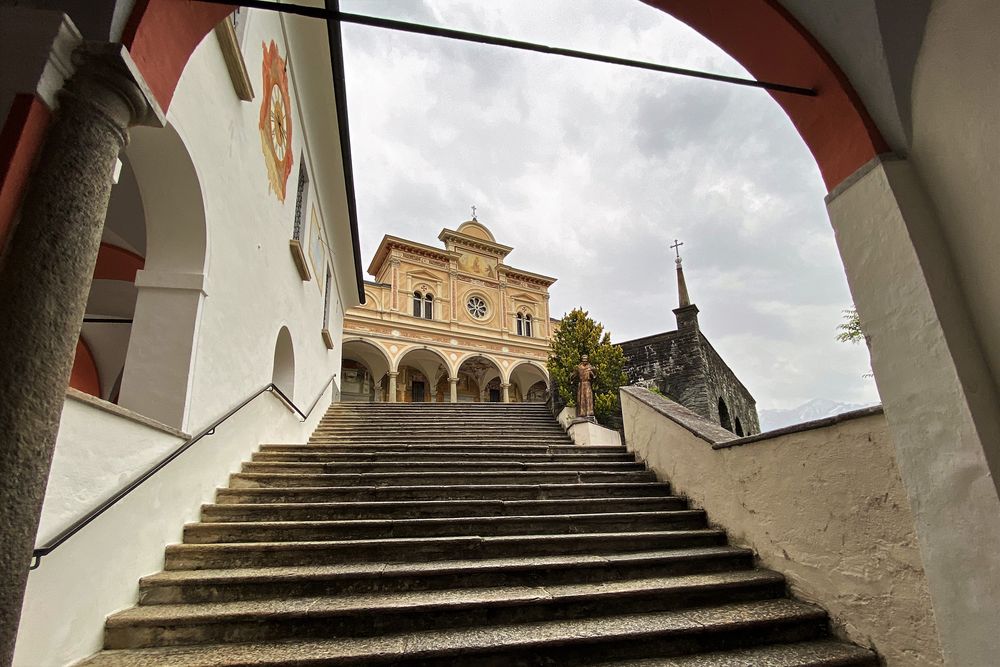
[758,398,878,432]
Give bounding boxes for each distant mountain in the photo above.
[758,398,878,432]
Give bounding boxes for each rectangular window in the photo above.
[324,266,332,326]
[292,156,309,241]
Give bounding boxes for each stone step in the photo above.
[591,641,879,666]
[229,470,656,489]
[138,547,754,604]
[307,437,575,446]
[105,571,787,649]
[81,600,836,666]
[250,450,634,463]
[240,460,644,474]
[214,482,673,504]
[182,510,708,544]
[164,529,729,569]
[201,496,687,522]
[260,443,623,454]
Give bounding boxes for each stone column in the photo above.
[387,372,398,403]
[0,43,161,666]
[501,382,511,403]
[449,377,458,403]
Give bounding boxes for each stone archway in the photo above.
[271,326,295,401]
[341,338,392,402]
[507,360,549,404]
[395,347,452,403]
[456,355,504,403]
[112,123,208,430]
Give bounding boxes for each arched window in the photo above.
[423,293,433,320]
[524,314,533,337]
[735,417,745,437]
[515,313,524,336]
[412,291,422,318]
[718,397,733,432]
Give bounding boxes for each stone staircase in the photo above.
[81,402,877,665]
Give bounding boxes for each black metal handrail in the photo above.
[30,374,336,569]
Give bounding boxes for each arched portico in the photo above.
[112,123,208,430]
[454,354,505,403]
[394,346,452,403]
[341,338,392,402]
[507,360,549,404]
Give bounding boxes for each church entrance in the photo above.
[489,387,501,402]
[412,381,426,403]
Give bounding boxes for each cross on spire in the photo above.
[471,205,478,221]
[670,239,684,260]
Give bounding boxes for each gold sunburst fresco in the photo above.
[259,40,293,201]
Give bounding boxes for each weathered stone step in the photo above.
[251,450,634,463]
[261,443,624,454]
[592,641,878,666]
[81,600,835,666]
[202,496,686,522]
[229,470,656,489]
[139,547,754,604]
[215,481,672,504]
[240,460,644,474]
[307,437,575,446]
[164,529,728,569]
[105,571,786,649]
[183,510,708,544]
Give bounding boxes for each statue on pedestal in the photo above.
[575,354,597,421]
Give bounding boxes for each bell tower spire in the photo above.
[670,239,690,308]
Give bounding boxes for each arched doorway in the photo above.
[508,361,549,403]
[455,355,504,403]
[68,123,207,429]
[341,338,391,402]
[271,326,295,400]
[395,347,451,403]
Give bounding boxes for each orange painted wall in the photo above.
[94,242,144,282]
[69,338,101,397]
[122,0,235,111]
[0,94,51,252]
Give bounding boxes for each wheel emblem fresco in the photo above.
[259,40,293,201]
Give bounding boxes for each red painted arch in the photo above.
[70,338,101,398]
[94,242,145,283]
[122,0,235,111]
[641,0,889,190]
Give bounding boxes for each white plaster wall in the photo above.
[14,387,328,667]
[160,8,352,430]
[827,157,1000,666]
[622,389,943,667]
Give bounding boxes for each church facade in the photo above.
[342,219,553,404]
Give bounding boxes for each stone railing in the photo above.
[620,386,943,667]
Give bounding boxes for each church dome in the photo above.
[456,220,496,242]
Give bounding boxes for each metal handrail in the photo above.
[29,374,336,569]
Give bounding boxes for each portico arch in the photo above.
[113,123,207,430]
[455,354,505,403]
[507,360,549,404]
[395,346,452,403]
[341,338,392,402]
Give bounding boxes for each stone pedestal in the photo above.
[567,417,622,447]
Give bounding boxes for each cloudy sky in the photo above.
[337,0,879,411]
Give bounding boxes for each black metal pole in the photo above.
[194,0,817,97]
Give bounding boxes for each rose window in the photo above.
[466,296,488,319]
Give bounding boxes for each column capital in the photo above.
[388,371,399,378]
[448,376,459,383]
[66,42,164,133]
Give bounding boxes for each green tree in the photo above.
[547,308,628,427]
[836,307,866,344]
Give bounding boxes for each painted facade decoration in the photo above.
[259,40,293,201]
[342,219,556,403]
